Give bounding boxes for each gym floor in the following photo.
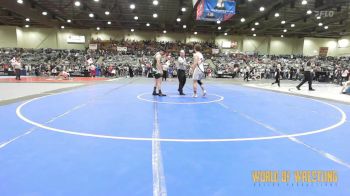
[0,77,349,196]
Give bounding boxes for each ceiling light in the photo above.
[281,20,286,24]
[105,11,110,15]
[42,11,48,16]
[134,16,138,20]
[25,24,29,28]
[324,26,328,29]
[217,20,221,24]
[251,28,255,31]
[130,4,135,9]
[181,7,186,12]
[218,26,222,30]
[306,10,312,15]
[107,21,111,25]
[89,13,94,18]
[301,0,307,5]
[131,29,134,32]
[183,25,187,29]
[25,18,30,22]
[259,7,265,12]
[281,35,284,37]
[194,32,198,35]
[316,16,321,20]
[318,22,323,26]
[255,22,259,26]
[253,34,256,36]
[163,30,167,34]
[74,1,81,7]
[96,27,100,31]
[153,13,158,18]
[61,26,65,29]
[240,18,245,22]
[94,0,99,2]
[67,19,72,23]
[291,24,295,27]
[177,18,181,22]
[274,13,280,17]
[224,32,228,36]
[17,0,23,4]
[146,23,150,27]
[283,29,287,32]
[153,0,159,5]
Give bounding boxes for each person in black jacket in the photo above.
[271,64,281,87]
[296,60,315,91]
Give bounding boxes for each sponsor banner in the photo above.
[212,48,220,54]
[67,35,86,44]
[89,44,98,50]
[117,46,128,52]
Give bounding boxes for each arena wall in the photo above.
[1,26,350,57]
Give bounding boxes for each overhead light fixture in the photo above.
[217,20,221,24]
[218,26,222,30]
[74,1,81,7]
[318,22,323,26]
[67,19,72,23]
[291,24,295,27]
[42,11,48,16]
[146,23,150,26]
[274,13,280,17]
[61,26,65,29]
[183,25,187,29]
[251,28,255,31]
[177,18,181,22]
[324,26,329,29]
[153,13,158,18]
[181,7,186,12]
[94,0,99,2]
[281,35,284,37]
[283,29,287,32]
[259,7,265,12]
[107,21,111,25]
[301,0,307,5]
[25,18,30,22]
[194,32,198,35]
[255,22,259,26]
[17,0,23,4]
[153,0,159,5]
[131,29,134,32]
[130,4,135,9]
[253,33,256,36]
[96,27,100,31]
[306,10,312,15]
[316,16,321,20]
[281,20,286,24]
[89,13,94,18]
[240,18,245,22]
[224,32,228,36]
[105,11,110,15]
[163,30,167,34]
[134,16,139,20]
[25,24,30,28]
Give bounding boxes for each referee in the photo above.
[296,60,315,91]
[177,50,187,95]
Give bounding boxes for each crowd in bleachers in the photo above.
[0,40,349,85]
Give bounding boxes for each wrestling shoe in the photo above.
[152,91,158,96]
[193,94,198,98]
[202,90,207,97]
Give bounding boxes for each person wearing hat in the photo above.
[177,50,188,95]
